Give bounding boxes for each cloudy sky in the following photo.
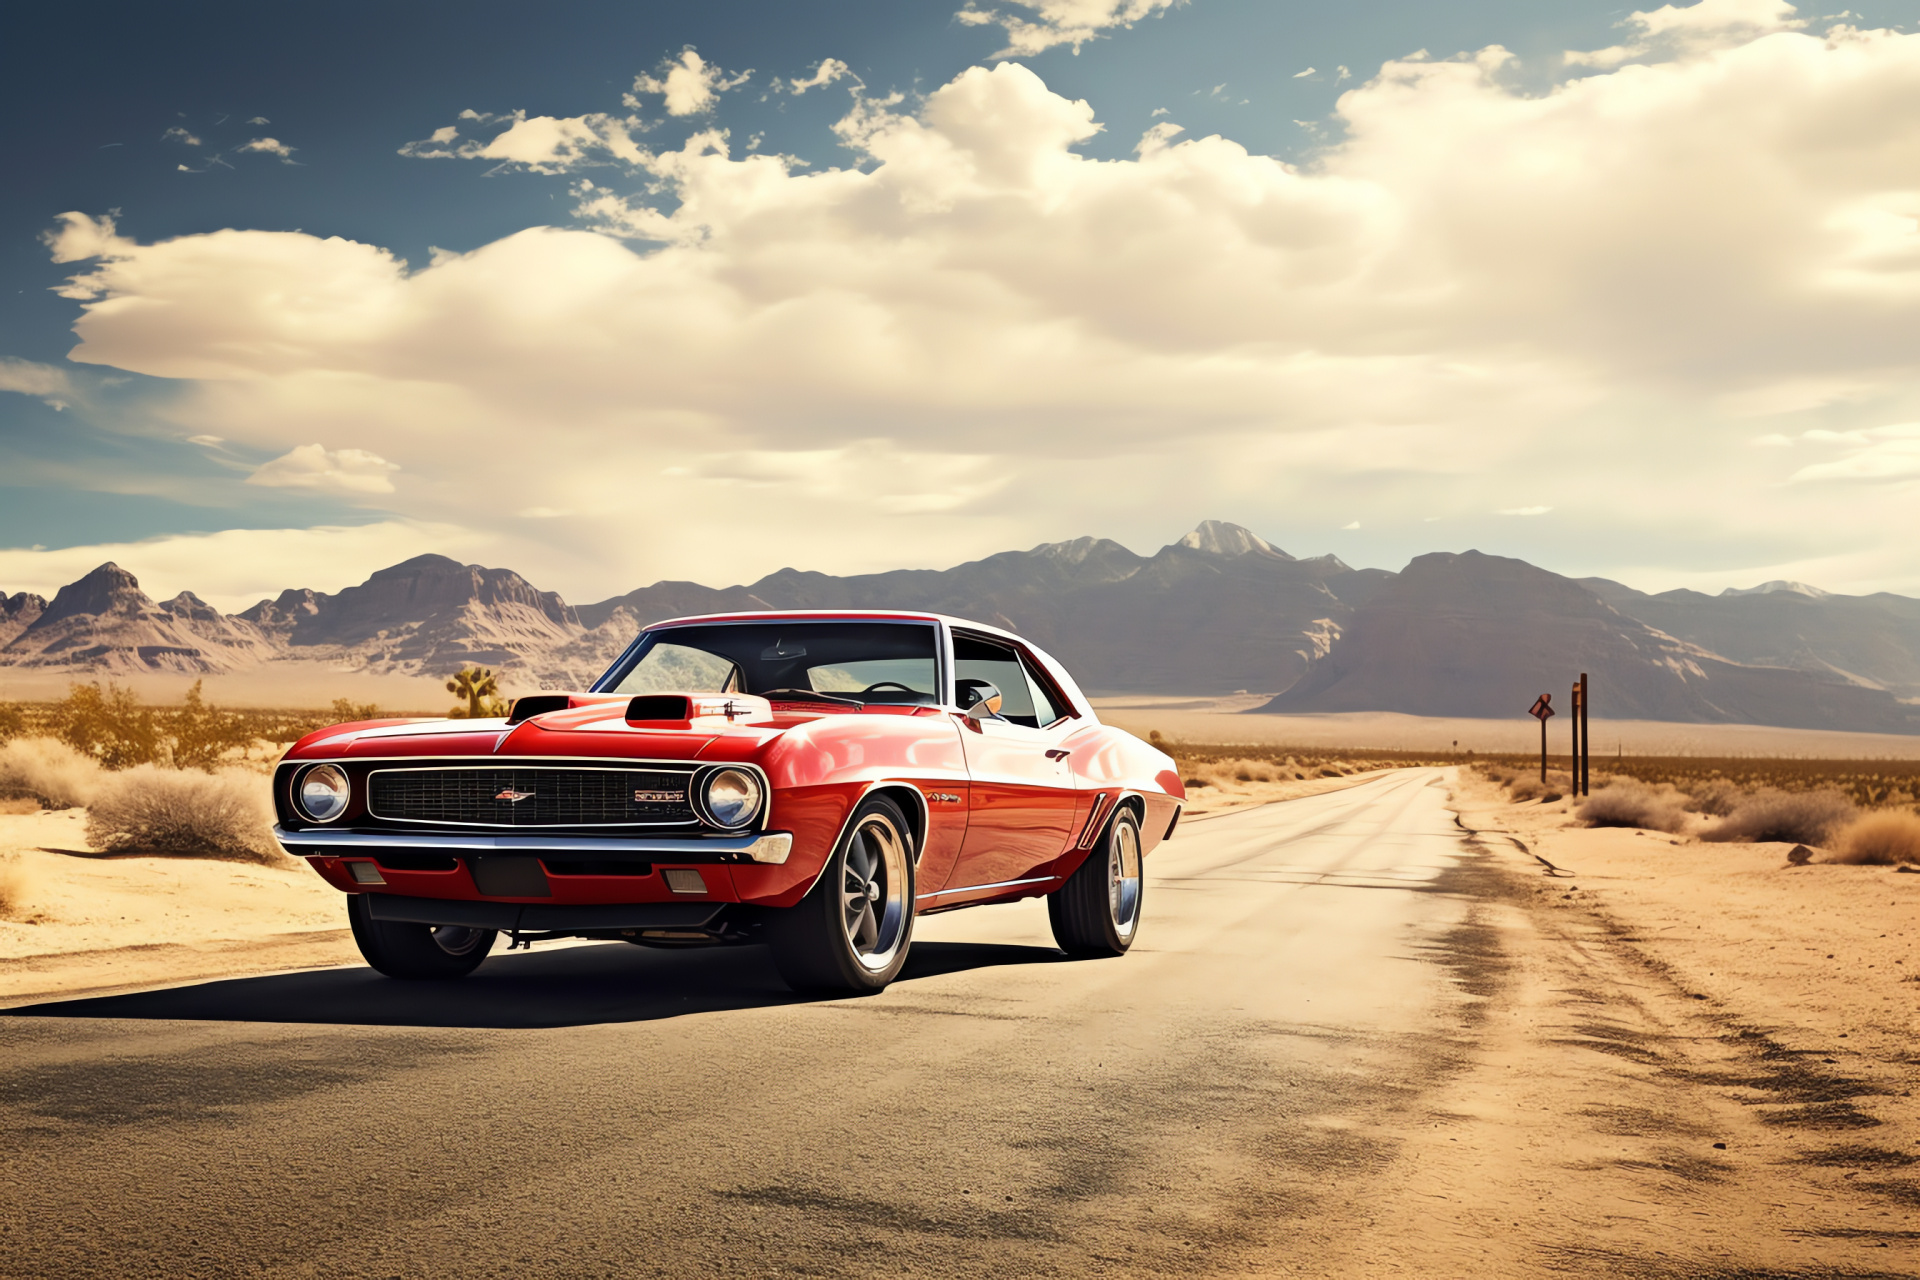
[5,0,1920,611]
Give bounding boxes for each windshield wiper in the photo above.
[759,688,864,707]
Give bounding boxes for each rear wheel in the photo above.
[347,895,496,979]
[1048,806,1144,957]
[768,795,915,995]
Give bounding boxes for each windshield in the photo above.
[597,621,942,705]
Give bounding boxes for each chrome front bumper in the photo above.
[271,826,794,865]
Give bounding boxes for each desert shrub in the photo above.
[0,703,23,743]
[0,737,104,809]
[85,766,280,863]
[168,680,257,771]
[1827,811,1920,866]
[0,853,32,919]
[1510,771,1573,803]
[330,697,383,722]
[1578,779,1691,832]
[53,681,161,768]
[1702,788,1858,846]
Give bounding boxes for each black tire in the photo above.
[347,895,496,979]
[1048,805,1144,957]
[768,795,916,995]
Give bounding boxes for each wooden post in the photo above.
[1580,672,1591,796]
[1571,680,1581,787]
[1540,709,1548,784]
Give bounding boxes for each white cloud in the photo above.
[162,127,202,147]
[1567,0,1805,66]
[1789,423,1920,482]
[0,358,74,411]
[246,444,400,495]
[238,137,295,159]
[38,22,1920,596]
[955,0,1182,57]
[630,49,751,117]
[186,434,225,447]
[1293,67,1316,78]
[1495,506,1553,516]
[399,110,648,174]
[247,116,270,126]
[787,58,856,95]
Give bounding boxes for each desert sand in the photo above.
[0,809,355,999]
[1096,696,1920,758]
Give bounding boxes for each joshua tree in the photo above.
[446,666,508,719]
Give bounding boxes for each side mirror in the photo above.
[961,682,1003,722]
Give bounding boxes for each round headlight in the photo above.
[296,764,351,824]
[703,768,763,830]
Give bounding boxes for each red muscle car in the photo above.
[273,611,1184,994]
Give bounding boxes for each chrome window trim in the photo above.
[589,616,947,701]
[364,762,711,829]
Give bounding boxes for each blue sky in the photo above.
[6,0,1920,609]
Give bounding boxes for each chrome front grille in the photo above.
[368,766,697,828]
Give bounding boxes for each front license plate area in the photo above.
[467,855,552,898]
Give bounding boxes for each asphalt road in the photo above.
[0,770,1486,1279]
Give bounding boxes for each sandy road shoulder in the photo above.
[1392,774,1920,1271]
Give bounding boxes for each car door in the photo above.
[943,633,1081,896]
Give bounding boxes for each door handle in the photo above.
[1045,748,1072,760]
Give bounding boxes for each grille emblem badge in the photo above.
[495,789,536,803]
[633,789,687,804]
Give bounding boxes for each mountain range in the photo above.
[3,520,1918,733]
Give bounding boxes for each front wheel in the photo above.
[348,895,496,979]
[767,795,915,995]
[1048,806,1144,957]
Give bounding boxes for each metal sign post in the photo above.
[1528,694,1555,784]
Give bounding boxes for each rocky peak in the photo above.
[0,591,48,645]
[1176,520,1292,560]
[1722,580,1830,599]
[239,587,323,636]
[286,555,579,650]
[29,562,154,631]
[161,591,222,624]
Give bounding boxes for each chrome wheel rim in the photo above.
[841,813,910,972]
[431,925,489,957]
[1108,820,1142,941]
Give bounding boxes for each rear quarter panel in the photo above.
[1057,721,1184,867]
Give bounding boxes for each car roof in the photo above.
[643,609,1026,647]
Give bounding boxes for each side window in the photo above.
[952,632,1040,727]
[1020,655,1066,727]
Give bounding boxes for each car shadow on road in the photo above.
[1,940,1068,1030]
